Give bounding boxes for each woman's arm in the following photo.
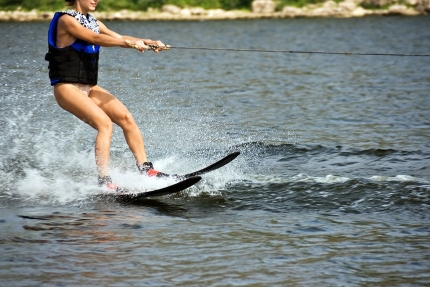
[58,15,129,48]
[58,15,164,52]
[98,20,165,53]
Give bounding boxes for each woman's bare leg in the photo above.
[88,85,148,166]
[54,83,113,177]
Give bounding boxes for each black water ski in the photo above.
[115,176,201,201]
[179,151,240,179]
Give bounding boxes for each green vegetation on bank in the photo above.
[1,0,247,11]
[0,0,327,11]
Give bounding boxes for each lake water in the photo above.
[1,16,430,286]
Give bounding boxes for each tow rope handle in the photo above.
[148,44,171,51]
[126,41,170,51]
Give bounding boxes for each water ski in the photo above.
[101,151,239,201]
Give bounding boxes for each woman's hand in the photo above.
[126,39,167,53]
[125,39,148,53]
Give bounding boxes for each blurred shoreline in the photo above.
[0,3,427,22]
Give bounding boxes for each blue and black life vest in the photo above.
[45,10,100,86]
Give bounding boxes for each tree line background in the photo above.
[0,0,318,11]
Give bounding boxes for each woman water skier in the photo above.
[45,0,168,191]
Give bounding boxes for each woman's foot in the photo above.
[137,162,170,178]
[98,175,125,193]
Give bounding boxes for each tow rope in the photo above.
[148,44,430,57]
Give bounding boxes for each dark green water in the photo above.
[0,17,429,286]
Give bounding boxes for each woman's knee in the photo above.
[95,115,114,134]
[117,111,138,130]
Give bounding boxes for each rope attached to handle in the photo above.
[147,44,430,57]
